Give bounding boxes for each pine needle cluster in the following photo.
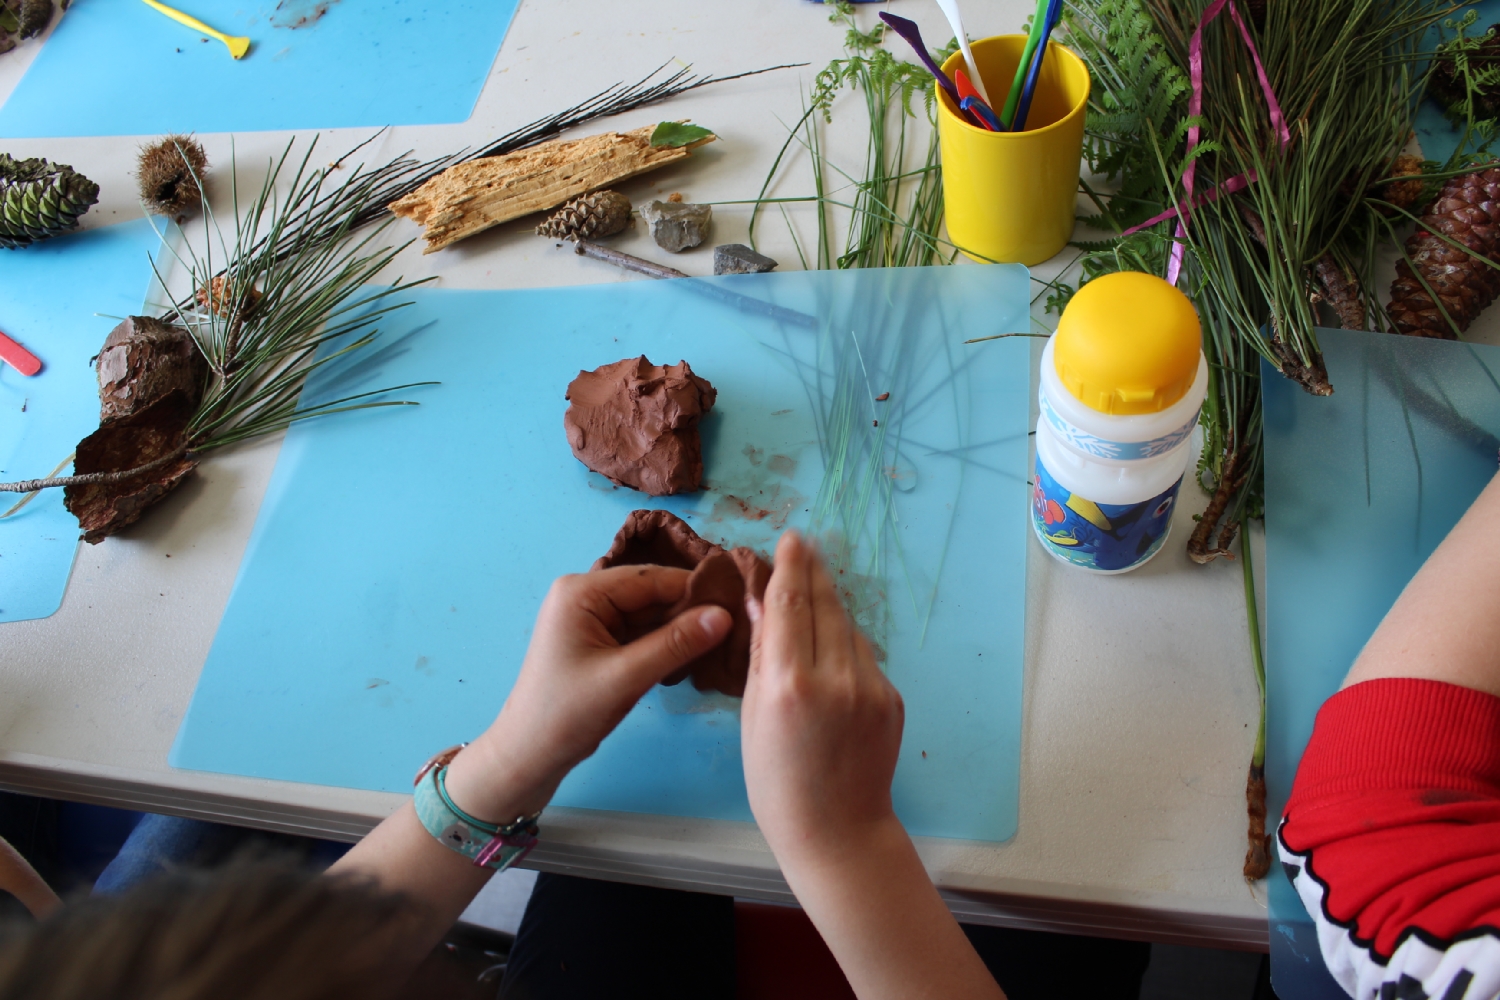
[1058,0,1466,560]
[154,140,436,454]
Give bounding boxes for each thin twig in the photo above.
[0,453,74,516]
[0,446,191,493]
[573,240,688,278]
[570,241,818,328]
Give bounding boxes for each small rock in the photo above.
[642,200,712,253]
[714,243,778,275]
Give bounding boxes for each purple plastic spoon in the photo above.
[879,12,960,103]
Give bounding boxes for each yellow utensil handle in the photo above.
[140,0,222,38]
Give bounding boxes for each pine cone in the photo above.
[0,153,99,250]
[17,0,51,38]
[536,190,631,241]
[1388,168,1500,339]
[137,135,209,218]
[196,274,260,317]
[1382,154,1426,214]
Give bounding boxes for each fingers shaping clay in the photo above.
[564,356,716,495]
[594,509,771,697]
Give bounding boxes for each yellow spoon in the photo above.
[139,0,251,59]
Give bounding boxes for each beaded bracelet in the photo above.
[413,744,540,871]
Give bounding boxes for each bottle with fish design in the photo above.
[1032,271,1207,573]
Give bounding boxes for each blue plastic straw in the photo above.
[960,96,1002,131]
[1012,0,1062,132]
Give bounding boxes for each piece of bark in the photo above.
[96,316,206,422]
[64,391,199,544]
[388,124,715,253]
[1244,763,1271,880]
[594,509,770,697]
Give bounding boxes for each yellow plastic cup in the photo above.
[938,36,1090,266]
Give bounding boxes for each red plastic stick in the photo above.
[0,329,42,376]
[954,68,997,131]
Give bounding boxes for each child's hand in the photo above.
[740,531,905,865]
[444,566,732,823]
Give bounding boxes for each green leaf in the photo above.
[0,7,19,32]
[649,122,715,148]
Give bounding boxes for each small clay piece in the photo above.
[642,200,712,252]
[564,356,716,496]
[536,190,631,241]
[594,509,771,697]
[96,316,207,422]
[713,243,778,275]
[137,135,209,218]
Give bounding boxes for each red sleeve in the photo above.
[1277,677,1500,1000]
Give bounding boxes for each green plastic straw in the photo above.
[999,0,1049,129]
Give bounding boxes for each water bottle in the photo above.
[1032,271,1207,573]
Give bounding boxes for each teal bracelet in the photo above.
[412,745,540,871]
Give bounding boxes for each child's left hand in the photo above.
[442,565,733,823]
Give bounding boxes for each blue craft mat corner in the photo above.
[1,219,165,624]
[0,0,520,137]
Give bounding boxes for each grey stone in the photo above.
[713,243,778,275]
[642,200,712,253]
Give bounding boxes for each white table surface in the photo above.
[0,0,1283,949]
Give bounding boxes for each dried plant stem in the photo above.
[1187,444,1247,564]
[0,445,189,493]
[1240,514,1270,881]
[573,240,688,278]
[0,452,73,516]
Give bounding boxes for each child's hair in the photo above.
[0,859,417,1000]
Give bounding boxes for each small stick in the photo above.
[1,453,74,517]
[574,240,688,279]
[571,241,818,329]
[0,445,192,493]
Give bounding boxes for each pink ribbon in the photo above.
[1119,0,1290,286]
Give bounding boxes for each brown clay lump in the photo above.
[594,509,770,697]
[564,356,716,496]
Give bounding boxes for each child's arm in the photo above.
[1279,472,1500,1000]
[328,565,732,968]
[1342,470,1500,696]
[741,533,1005,1000]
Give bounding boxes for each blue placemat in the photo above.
[172,265,1033,842]
[0,220,164,624]
[1263,329,1500,999]
[0,0,519,137]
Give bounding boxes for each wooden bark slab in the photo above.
[388,124,715,253]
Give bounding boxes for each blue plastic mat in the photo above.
[1263,329,1500,999]
[172,266,1033,842]
[0,0,519,137]
[0,220,164,624]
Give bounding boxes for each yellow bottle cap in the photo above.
[1053,272,1202,415]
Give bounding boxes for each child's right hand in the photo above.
[740,531,906,867]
